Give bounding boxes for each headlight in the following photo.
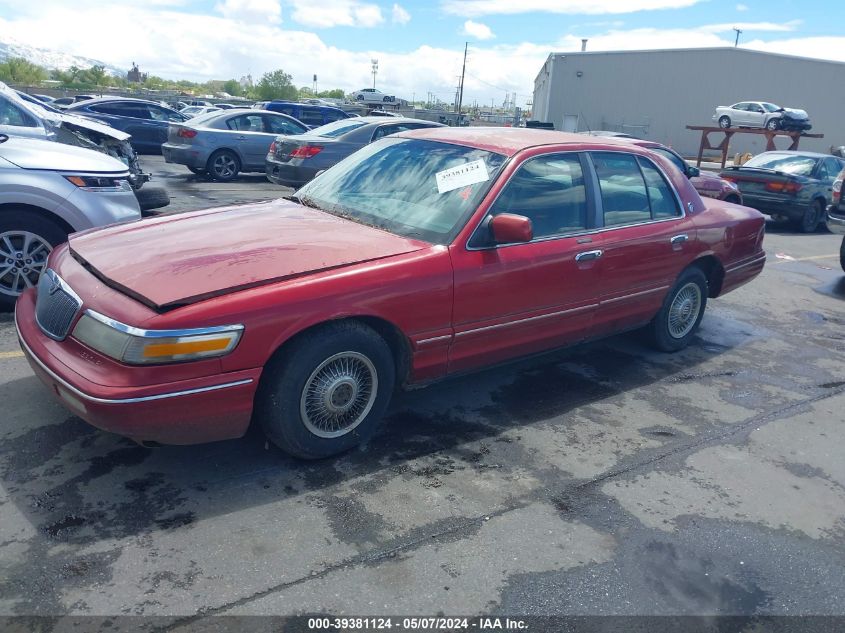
[72,310,243,365]
[64,175,132,192]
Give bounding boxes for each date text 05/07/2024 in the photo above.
[307,616,528,630]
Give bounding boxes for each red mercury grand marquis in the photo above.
[15,128,766,459]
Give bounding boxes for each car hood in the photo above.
[0,136,130,172]
[68,199,430,310]
[781,108,809,120]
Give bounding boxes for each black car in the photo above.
[265,116,444,188]
[720,151,845,232]
[66,97,188,153]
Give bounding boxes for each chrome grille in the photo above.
[35,270,81,341]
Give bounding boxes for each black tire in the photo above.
[647,267,708,353]
[796,199,824,233]
[356,94,364,101]
[187,166,205,175]
[256,321,396,459]
[718,115,731,129]
[382,96,391,102]
[206,150,240,182]
[765,118,780,131]
[134,186,170,213]
[0,210,68,310]
[840,236,845,273]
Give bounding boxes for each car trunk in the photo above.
[720,168,805,197]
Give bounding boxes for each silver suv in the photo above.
[0,134,141,308]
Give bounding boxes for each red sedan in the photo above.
[15,128,766,459]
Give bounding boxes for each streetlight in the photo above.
[371,59,378,89]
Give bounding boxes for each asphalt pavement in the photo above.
[1,155,844,627]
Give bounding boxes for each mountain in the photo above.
[0,37,124,76]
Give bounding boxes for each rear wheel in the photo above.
[796,199,824,233]
[647,267,708,352]
[718,115,731,129]
[207,150,240,182]
[256,321,395,459]
[0,211,67,309]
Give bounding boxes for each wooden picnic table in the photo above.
[686,126,824,168]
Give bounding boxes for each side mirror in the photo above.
[490,213,533,244]
[687,166,700,177]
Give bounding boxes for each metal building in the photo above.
[533,47,845,156]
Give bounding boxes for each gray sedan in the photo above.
[162,109,308,181]
[265,117,445,188]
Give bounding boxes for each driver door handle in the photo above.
[575,249,603,262]
[670,234,689,245]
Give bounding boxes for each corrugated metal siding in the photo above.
[534,47,845,156]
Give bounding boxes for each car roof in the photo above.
[395,127,637,156]
[755,150,833,159]
[68,96,172,107]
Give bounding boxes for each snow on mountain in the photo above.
[0,37,124,76]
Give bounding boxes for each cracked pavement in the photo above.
[1,157,844,624]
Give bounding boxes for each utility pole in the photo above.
[456,42,467,117]
[733,27,742,47]
[371,59,378,88]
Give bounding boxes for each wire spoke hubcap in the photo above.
[0,231,52,297]
[668,282,702,339]
[300,351,378,439]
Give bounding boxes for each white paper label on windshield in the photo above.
[435,159,489,194]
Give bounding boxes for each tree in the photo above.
[256,69,297,101]
[317,88,345,99]
[222,79,242,97]
[0,57,48,85]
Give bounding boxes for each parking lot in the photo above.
[1,155,844,624]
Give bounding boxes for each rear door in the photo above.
[226,113,273,168]
[587,151,697,338]
[87,102,155,150]
[449,151,603,373]
[0,95,45,140]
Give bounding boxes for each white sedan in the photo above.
[352,88,396,104]
[713,101,810,132]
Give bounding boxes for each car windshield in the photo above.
[294,137,507,245]
[311,120,369,138]
[762,102,781,112]
[743,153,818,176]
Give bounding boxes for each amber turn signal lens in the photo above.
[142,337,232,358]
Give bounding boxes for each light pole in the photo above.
[733,27,742,47]
[371,59,378,89]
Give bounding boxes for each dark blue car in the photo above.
[66,97,188,153]
[259,101,351,129]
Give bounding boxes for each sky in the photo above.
[0,0,842,108]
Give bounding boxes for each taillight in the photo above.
[268,141,276,154]
[764,181,802,194]
[289,145,323,159]
[177,128,197,138]
[834,179,842,204]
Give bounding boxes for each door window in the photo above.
[593,152,680,226]
[0,98,36,127]
[639,157,681,219]
[487,154,588,239]
[147,105,185,122]
[227,114,264,132]
[90,102,149,118]
[264,114,307,135]
[298,108,325,127]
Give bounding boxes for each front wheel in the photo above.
[256,321,395,459]
[0,211,67,309]
[718,115,731,129]
[839,236,845,273]
[647,267,708,352]
[766,118,780,131]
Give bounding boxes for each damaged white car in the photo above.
[0,82,168,212]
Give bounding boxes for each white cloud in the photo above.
[215,0,282,24]
[698,20,801,34]
[442,0,703,16]
[289,0,383,28]
[462,20,495,40]
[736,3,749,10]
[391,3,411,25]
